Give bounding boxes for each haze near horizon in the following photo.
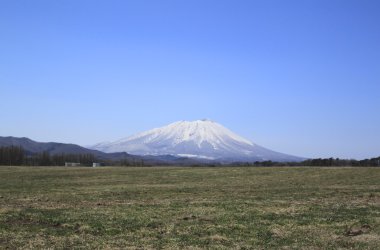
[1,0,379,160]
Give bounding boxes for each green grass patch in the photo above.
[0,166,379,249]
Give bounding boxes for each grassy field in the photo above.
[0,166,379,249]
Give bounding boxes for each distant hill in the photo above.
[1,136,97,154]
[0,136,130,160]
[0,136,210,165]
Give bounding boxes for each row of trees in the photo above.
[0,146,147,167]
[0,145,379,167]
[30,152,96,166]
[0,146,96,166]
[117,158,145,167]
[244,157,380,167]
[0,146,25,166]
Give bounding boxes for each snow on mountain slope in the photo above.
[90,120,303,162]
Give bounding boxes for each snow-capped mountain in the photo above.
[90,120,303,162]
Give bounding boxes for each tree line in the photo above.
[237,157,380,167]
[0,146,146,167]
[0,146,95,166]
[0,145,378,167]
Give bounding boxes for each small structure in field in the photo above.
[65,162,81,167]
[92,163,101,167]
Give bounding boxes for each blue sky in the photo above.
[1,0,379,159]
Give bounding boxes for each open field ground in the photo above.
[0,166,379,249]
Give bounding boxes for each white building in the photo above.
[65,162,81,167]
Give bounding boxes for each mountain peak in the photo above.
[200,118,213,122]
[90,120,303,162]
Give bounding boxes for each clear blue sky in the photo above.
[1,0,379,159]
